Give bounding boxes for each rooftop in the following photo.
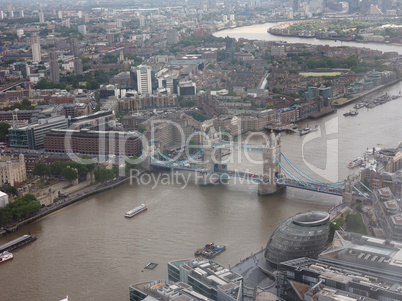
[292,211,330,227]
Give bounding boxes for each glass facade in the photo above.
[264,211,330,267]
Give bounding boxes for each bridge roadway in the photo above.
[212,141,264,153]
[276,178,343,196]
[150,161,263,182]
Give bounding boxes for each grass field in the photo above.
[300,72,342,77]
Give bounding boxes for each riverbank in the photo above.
[0,174,138,238]
[332,79,402,108]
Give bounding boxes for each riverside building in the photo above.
[168,259,243,301]
[264,211,330,268]
[44,129,142,157]
[278,230,402,301]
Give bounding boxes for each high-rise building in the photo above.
[116,19,122,28]
[0,11,4,20]
[14,62,30,78]
[166,29,179,44]
[74,58,83,76]
[49,51,60,84]
[20,10,24,18]
[9,10,14,18]
[70,38,79,57]
[31,35,41,63]
[39,12,44,23]
[130,65,154,95]
[58,10,63,19]
[208,0,217,9]
[63,18,70,28]
[107,33,114,44]
[77,11,82,18]
[293,0,299,11]
[78,25,87,35]
[84,14,89,23]
[139,16,145,27]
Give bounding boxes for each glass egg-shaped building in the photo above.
[264,211,330,267]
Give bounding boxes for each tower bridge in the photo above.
[145,133,365,199]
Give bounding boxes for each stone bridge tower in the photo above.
[203,146,222,173]
[258,133,285,195]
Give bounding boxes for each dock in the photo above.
[0,234,37,253]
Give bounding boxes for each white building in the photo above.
[17,29,24,38]
[78,25,87,35]
[31,35,41,63]
[39,12,44,23]
[0,191,8,208]
[133,65,153,95]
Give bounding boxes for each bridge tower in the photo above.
[258,133,285,195]
[342,176,354,203]
[203,145,222,173]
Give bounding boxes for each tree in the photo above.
[79,155,95,172]
[0,122,10,142]
[50,161,65,177]
[33,163,50,178]
[62,168,78,181]
[6,186,18,196]
[94,168,115,182]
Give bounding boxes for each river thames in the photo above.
[214,22,402,54]
[1,26,402,301]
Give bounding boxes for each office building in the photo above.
[279,231,402,301]
[68,111,116,131]
[44,129,142,157]
[0,109,40,123]
[130,280,214,301]
[372,187,402,241]
[8,116,68,149]
[168,259,243,301]
[178,81,196,96]
[130,65,154,95]
[31,35,41,63]
[118,94,178,111]
[49,51,60,84]
[264,211,330,267]
[0,154,26,187]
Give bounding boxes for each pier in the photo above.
[0,235,36,253]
